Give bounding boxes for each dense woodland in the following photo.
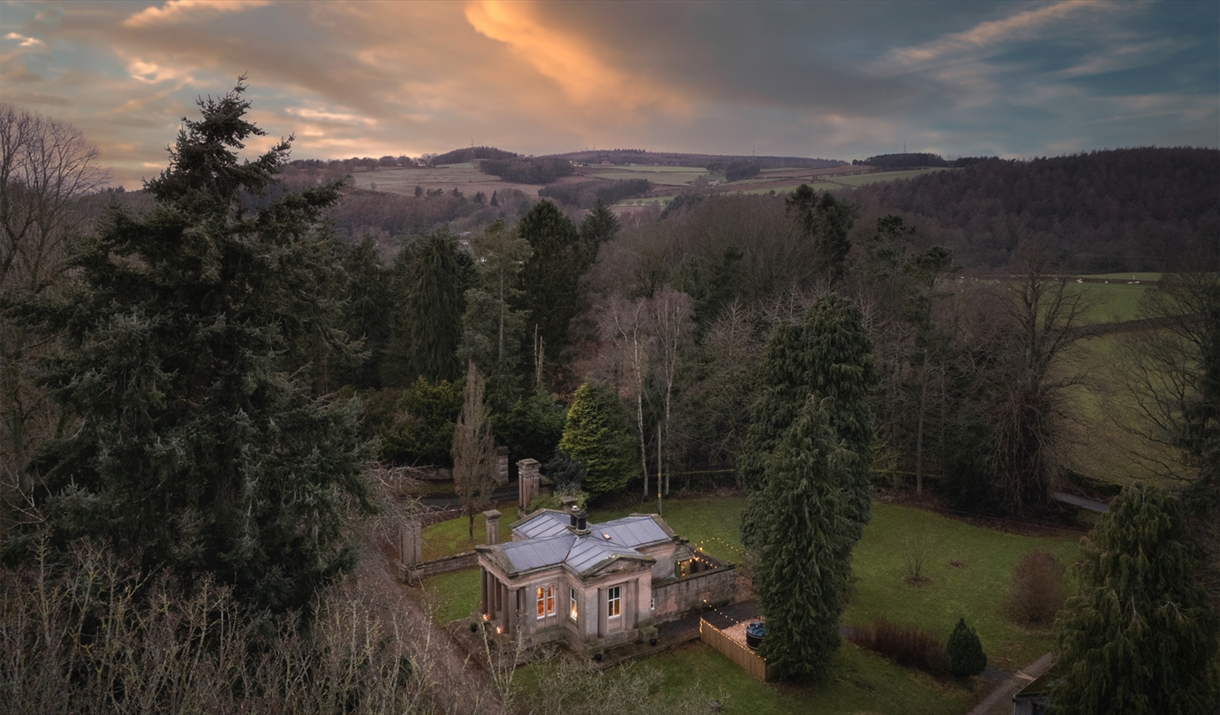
[847,148,1220,271]
[2,88,1217,712]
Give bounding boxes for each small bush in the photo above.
[947,618,987,677]
[902,531,932,585]
[1006,550,1065,626]
[846,620,949,677]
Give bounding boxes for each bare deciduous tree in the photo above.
[601,295,652,496]
[1,104,109,511]
[984,249,1093,512]
[649,286,693,495]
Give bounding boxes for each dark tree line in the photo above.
[845,148,1220,272]
[539,178,651,208]
[479,157,574,184]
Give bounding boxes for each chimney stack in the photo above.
[569,508,589,535]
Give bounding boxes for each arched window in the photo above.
[536,586,545,618]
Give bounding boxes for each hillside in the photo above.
[843,148,1220,271]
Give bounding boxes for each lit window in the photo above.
[546,585,555,616]
[607,586,621,618]
[536,586,545,618]
[569,588,578,620]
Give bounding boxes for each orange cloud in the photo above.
[464,0,686,117]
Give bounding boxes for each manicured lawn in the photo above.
[420,499,517,562]
[423,496,1083,712]
[419,568,481,625]
[844,502,1079,673]
[515,640,974,715]
[425,496,1080,667]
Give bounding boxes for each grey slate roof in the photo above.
[484,512,675,578]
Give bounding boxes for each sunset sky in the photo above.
[3,0,1216,189]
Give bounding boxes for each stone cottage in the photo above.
[474,505,735,651]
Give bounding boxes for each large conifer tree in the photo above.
[754,397,859,682]
[403,228,469,382]
[513,200,586,382]
[15,81,371,616]
[740,294,875,548]
[558,381,635,497]
[1050,485,1219,714]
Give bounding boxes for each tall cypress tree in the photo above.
[404,228,469,382]
[740,294,875,548]
[14,81,372,616]
[754,397,859,682]
[513,200,585,382]
[1050,485,1219,714]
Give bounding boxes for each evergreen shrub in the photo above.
[947,618,987,677]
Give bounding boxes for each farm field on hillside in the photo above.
[1066,281,1147,324]
[347,163,544,198]
[1061,333,1183,488]
[739,167,953,196]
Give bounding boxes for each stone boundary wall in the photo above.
[406,551,478,579]
[652,566,737,623]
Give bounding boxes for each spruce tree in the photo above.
[740,294,875,548]
[404,228,470,382]
[1050,485,1219,714]
[558,382,635,498]
[754,397,858,682]
[15,81,372,616]
[513,200,586,382]
[947,618,987,677]
[579,198,620,258]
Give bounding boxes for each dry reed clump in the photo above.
[0,541,487,715]
[1005,550,1065,627]
[846,619,950,677]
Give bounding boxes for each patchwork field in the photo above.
[347,162,545,198]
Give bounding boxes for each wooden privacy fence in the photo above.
[699,618,768,682]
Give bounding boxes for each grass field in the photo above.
[431,495,1081,714]
[1065,282,1147,324]
[420,497,1079,673]
[420,500,517,562]
[738,168,952,196]
[1084,272,1162,282]
[1060,332,1182,488]
[584,166,707,187]
[347,163,544,198]
[515,639,975,715]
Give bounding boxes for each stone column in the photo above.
[494,446,510,485]
[484,509,501,545]
[399,518,422,569]
[517,458,541,512]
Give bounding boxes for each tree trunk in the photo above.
[915,352,929,496]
